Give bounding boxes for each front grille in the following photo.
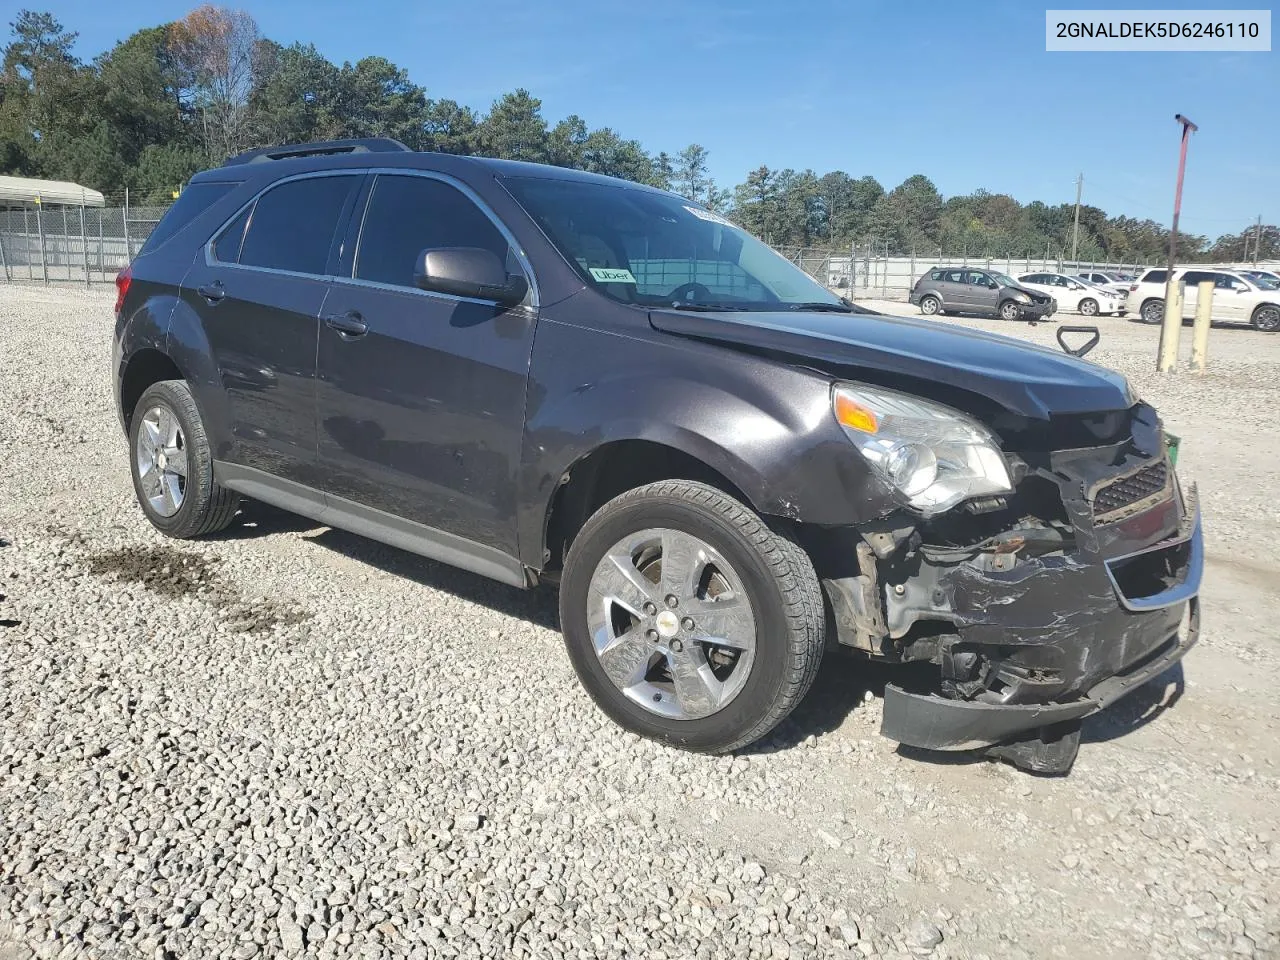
[1092,460,1170,521]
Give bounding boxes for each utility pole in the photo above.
[1070,173,1083,265]
[1254,214,1263,266]
[1158,114,1197,374]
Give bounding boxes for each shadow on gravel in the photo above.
[1081,661,1185,744]
[205,500,323,540]
[305,527,560,632]
[742,651,908,754]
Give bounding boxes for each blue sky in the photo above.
[44,0,1279,238]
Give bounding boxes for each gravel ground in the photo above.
[1,284,1277,960]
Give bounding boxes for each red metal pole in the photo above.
[1168,120,1194,271]
[1158,114,1197,372]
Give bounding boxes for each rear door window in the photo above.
[238,175,359,275]
[212,205,252,264]
[354,174,512,290]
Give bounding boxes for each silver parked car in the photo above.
[909,267,1057,321]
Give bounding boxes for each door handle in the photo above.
[324,311,369,338]
[197,281,225,304]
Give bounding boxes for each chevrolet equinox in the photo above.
[112,138,1202,773]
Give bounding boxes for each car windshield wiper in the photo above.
[666,301,741,312]
[785,301,855,313]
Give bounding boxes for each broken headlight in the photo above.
[832,384,1013,515]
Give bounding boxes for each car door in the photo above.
[1213,273,1252,322]
[181,172,363,485]
[939,270,969,309]
[315,171,536,557]
[967,271,999,313]
[1048,274,1083,311]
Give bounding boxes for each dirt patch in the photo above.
[83,543,309,633]
[85,545,219,600]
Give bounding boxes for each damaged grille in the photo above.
[1091,460,1170,522]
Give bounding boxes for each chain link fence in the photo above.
[779,244,1157,300]
[0,202,169,284]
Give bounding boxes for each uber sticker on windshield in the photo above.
[683,205,734,227]
[589,267,637,284]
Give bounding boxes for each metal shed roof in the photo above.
[0,175,106,207]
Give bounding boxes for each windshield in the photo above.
[1249,273,1279,289]
[501,176,845,310]
[991,272,1018,287]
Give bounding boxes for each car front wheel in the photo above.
[1252,304,1280,332]
[559,480,825,754]
[999,300,1022,321]
[1078,298,1098,317]
[919,295,941,316]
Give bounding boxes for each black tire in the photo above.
[559,480,825,754]
[128,379,240,538]
[1078,297,1098,317]
[1252,304,1280,332]
[1140,299,1164,325]
[919,295,941,316]
[998,300,1022,321]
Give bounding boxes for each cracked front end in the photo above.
[824,402,1202,753]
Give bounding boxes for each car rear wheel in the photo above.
[1078,298,1098,317]
[999,300,1022,321]
[1140,299,1164,325]
[919,295,941,316]
[1251,304,1280,332]
[129,380,240,538]
[559,480,825,754]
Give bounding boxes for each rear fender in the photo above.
[114,287,183,432]
[164,292,235,459]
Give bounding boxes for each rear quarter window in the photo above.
[1141,270,1168,284]
[138,182,238,255]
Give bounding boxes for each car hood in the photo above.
[648,308,1134,419]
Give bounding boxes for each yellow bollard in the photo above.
[1190,280,1213,373]
[1157,278,1183,372]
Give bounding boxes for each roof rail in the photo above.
[224,138,412,166]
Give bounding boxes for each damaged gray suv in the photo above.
[113,139,1200,774]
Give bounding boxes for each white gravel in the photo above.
[1,284,1277,960]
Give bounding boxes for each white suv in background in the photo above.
[1017,272,1127,316]
[1126,268,1280,331]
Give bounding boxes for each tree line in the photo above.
[1,7,1273,263]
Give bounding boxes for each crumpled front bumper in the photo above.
[881,488,1203,752]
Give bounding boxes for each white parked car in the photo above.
[1075,271,1133,295]
[1125,268,1280,331]
[1017,272,1127,316]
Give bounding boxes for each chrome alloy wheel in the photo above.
[586,528,757,720]
[135,404,188,517]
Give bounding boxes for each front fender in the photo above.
[516,318,896,567]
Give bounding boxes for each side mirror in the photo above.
[413,247,528,306]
